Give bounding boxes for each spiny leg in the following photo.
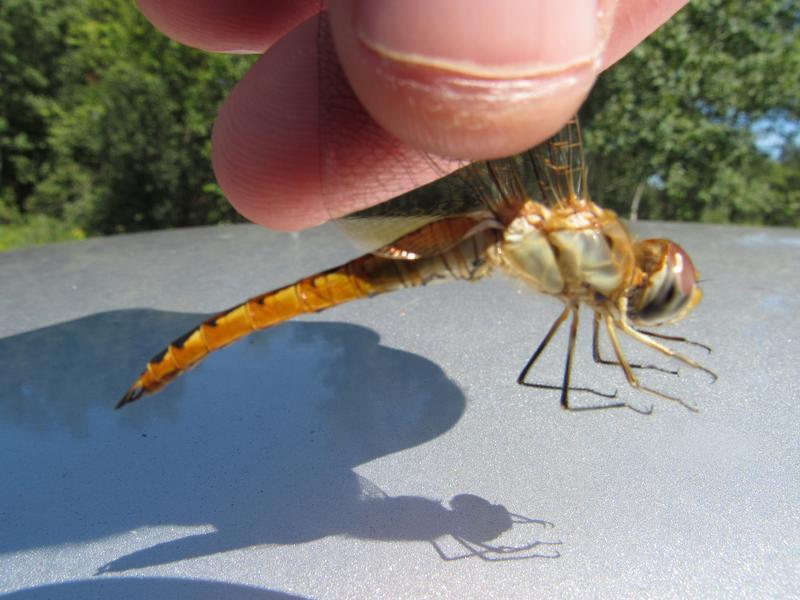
[517,306,570,385]
[618,320,717,382]
[592,314,678,375]
[517,307,617,400]
[559,307,580,409]
[634,328,713,354]
[604,316,698,413]
[561,309,625,410]
[561,308,578,409]
[518,307,621,408]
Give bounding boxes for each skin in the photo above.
[135,0,688,231]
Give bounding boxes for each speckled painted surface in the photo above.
[1,222,798,599]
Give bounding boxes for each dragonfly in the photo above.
[117,117,715,413]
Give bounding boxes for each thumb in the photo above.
[327,0,614,160]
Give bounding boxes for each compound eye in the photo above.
[632,242,701,325]
[669,242,699,298]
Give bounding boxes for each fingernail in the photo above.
[353,0,605,79]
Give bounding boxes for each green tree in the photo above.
[0,1,81,211]
[764,142,800,226]
[1,0,798,252]
[582,0,800,225]
[1,0,254,246]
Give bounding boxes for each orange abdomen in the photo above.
[118,257,380,407]
[117,230,499,408]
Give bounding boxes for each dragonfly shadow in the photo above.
[0,310,557,571]
[97,485,561,573]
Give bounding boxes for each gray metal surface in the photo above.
[1,222,798,599]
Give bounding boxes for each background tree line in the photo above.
[1,0,797,251]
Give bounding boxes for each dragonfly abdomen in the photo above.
[117,230,498,408]
[118,259,375,407]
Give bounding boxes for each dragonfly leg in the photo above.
[559,307,580,409]
[516,306,570,386]
[618,319,717,382]
[560,309,623,410]
[604,316,699,413]
[633,328,713,354]
[517,307,620,408]
[592,314,678,375]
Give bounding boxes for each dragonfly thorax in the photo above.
[500,200,635,305]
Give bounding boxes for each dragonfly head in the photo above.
[627,239,702,326]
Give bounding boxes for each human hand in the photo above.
[136,0,688,230]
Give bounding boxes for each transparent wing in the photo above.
[337,118,587,258]
[337,164,496,257]
[525,116,588,206]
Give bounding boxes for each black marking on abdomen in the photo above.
[150,328,195,364]
[150,348,168,364]
[172,329,195,349]
[205,310,228,327]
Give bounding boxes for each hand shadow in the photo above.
[0,309,557,573]
[0,577,308,600]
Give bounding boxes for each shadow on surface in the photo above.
[0,310,557,571]
[1,577,307,600]
[0,309,205,436]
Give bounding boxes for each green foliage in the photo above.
[582,0,800,226]
[0,1,83,211]
[0,0,797,252]
[0,215,85,252]
[0,195,85,251]
[0,0,253,244]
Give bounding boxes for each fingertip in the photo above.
[136,0,319,53]
[602,0,689,68]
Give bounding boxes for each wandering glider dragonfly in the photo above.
[118,117,714,413]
